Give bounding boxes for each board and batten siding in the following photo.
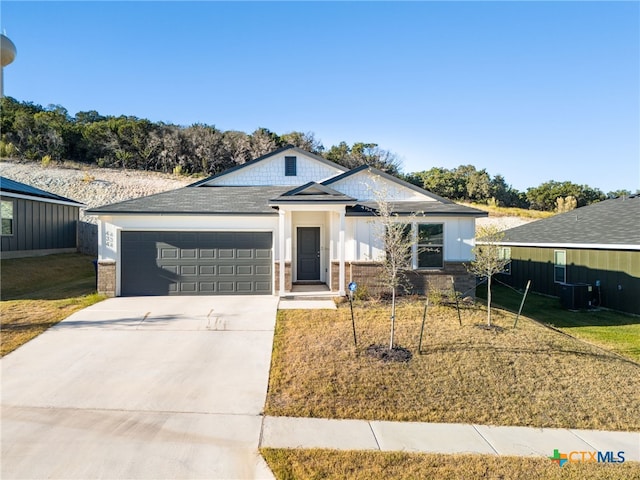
[500,246,640,315]
[0,195,79,253]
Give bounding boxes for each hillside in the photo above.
[1,160,194,223]
[0,159,535,230]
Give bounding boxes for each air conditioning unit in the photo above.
[559,283,591,310]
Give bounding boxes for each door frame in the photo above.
[294,225,323,283]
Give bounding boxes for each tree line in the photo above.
[0,97,632,211]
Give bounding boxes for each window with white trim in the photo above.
[554,250,566,283]
[499,247,511,275]
[416,223,444,268]
[1,200,13,236]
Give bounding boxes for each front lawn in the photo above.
[261,449,640,480]
[0,253,105,356]
[478,283,640,362]
[264,300,640,431]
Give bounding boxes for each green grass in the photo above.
[1,253,105,356]
[478,283,640,362]
[261,449,640,480]
[265,301,640,430]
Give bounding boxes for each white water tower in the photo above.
[1,33,17,98]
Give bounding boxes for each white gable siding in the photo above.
[329,171,434,202]
[206,152,344,186]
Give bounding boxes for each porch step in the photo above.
[281,295,338,301]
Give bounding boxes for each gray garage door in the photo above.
[121,231,272,296]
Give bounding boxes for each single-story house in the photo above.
[86,146,486,297]
[1,176,84,259]
[494,194,640,315]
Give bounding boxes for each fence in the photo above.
[78,221,98,256]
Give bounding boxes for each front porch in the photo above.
[275,205,348,297]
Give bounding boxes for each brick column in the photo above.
[97,260,116,297]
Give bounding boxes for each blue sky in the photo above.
[2,1,639,194]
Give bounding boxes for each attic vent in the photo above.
[285,156,297,176]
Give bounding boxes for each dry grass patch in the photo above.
[261,448,640,480]
[265,301,640,430]
[1,253,105,356]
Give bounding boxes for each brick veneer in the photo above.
[97,260,116,297]
[332,261,475,298]
[274,261,292,292]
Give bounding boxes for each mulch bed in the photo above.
[365,344,413,362]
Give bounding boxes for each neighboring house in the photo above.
[0,176,84,259]
[86,146,486,297]
[494,194,640,315]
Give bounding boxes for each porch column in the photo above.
[339,209,346,296]
[278,208,286,296]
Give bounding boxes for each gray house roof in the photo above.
[270,182,357,204]
[86,150,487,218]
[85,186,290,215]
[347,201,488,217]
[0,176,84,207]
[497,195,640,250]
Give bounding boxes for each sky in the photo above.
[1,1,639,194]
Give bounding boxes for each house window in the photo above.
[499,247,511,275]
[554,250,566,283]
[417,223,444,268]
[1,199,13,235]
[285,156,297,176]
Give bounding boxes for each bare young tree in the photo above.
[371,185,419,349]
[467,225,511,326]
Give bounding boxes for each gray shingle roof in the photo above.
[270,182,357,204]
[1,176,84,206]
[499,195,640,249]
[347,201,488,217]
[85,186,291,215]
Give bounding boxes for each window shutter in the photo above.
[285,156,297,176]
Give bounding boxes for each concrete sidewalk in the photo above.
[261,416,640,461]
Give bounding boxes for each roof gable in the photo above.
[498,195,640,249]
[191,146,346,187]
[269,182,356,204]
[322,166,452,203]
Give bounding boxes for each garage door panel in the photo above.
[237,266,253,275]
[160,248,178,259]
[255,265,271,275]
[199,265,216,275]
[181,265,197,276]
[121,231,272,296]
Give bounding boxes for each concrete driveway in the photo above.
[1,296,279,480]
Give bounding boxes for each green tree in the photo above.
[527,181,605,211]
